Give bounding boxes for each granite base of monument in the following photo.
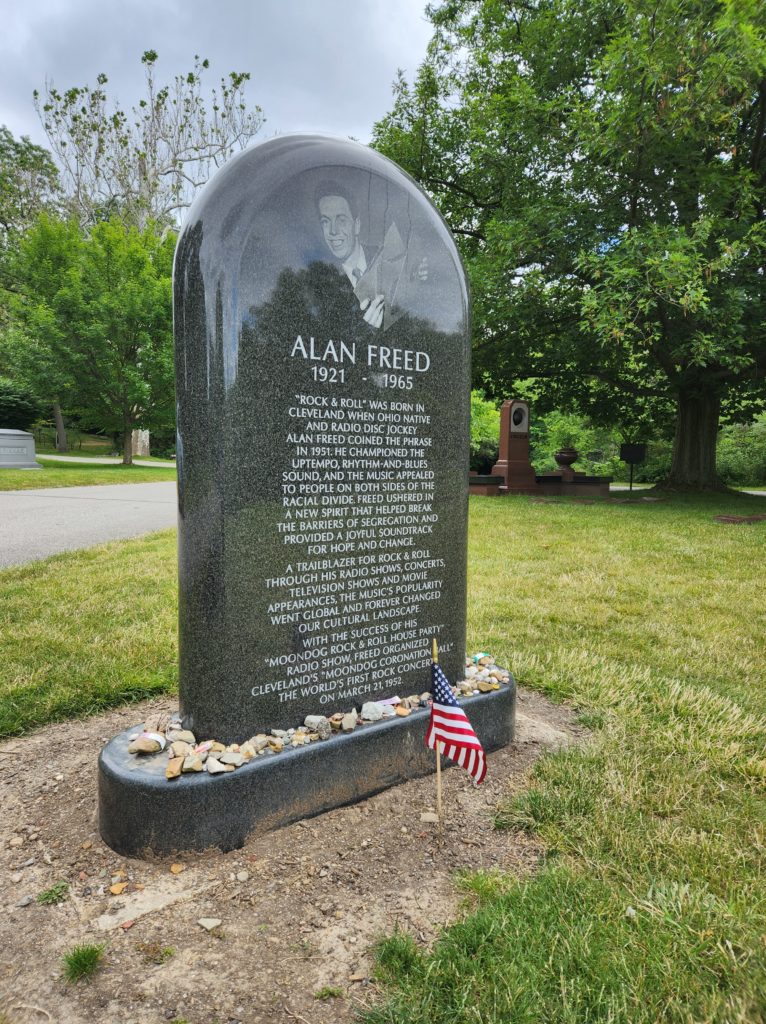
[98,683,515,858]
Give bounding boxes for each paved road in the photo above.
[3,478,763,572]
[37,454,176,467]
[0,482,177,569]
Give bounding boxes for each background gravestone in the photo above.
[0,429,41,470]
[175,135,471,742]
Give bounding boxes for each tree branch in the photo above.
[451,226,487,241]
[424,176,502,209]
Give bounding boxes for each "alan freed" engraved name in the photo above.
[290,335,430,372]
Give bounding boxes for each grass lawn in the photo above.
[0,460,177,490]
[369,492,766,1024]
[0,530,177,735]
[1,490,765,1020]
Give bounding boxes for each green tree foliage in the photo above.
[1,216,80,441]
[13,215,174,463]
[0,126,59,301]
[529,411,622,477]
[470,389,501,471]
[3,53,262,443]
[716,413,766,484]
[530,409,766,484]
[0,375,40,430]
[35,50,263,228]
[373,0,766,489]
[0,127,59,247]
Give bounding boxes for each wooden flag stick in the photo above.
[435,739,443,824]
[432,637,443,829]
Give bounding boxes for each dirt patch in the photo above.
[0,690,584,1024]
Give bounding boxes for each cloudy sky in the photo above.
[0,0,433,147]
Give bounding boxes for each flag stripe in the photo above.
[426,723,484,746]
[431,708,477,727]
[431,705,472,722]
[431,715,476,733]
[430,730,483,748]
[433,725,477,739]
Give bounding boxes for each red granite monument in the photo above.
[491,399,538,494]
[469,398,611,498]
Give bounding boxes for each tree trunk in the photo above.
[122,415,133,466]
[52,402,68,452]
[663,388,724,490]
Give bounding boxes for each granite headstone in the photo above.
[98,135,516,856]
[174,135,471,742]
[0,429,41,470]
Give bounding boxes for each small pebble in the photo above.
[304,715,331,740]
[128,735,163,755]
[218,751,245,767]
[167,729,196,744]
[361,702,384,722]
[206,756,234,775]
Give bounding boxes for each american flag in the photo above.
[426,660,487,785]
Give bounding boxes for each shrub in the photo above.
[717,417,766,485]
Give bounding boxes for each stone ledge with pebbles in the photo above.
[125,655,512,781]
[100,657,515,856]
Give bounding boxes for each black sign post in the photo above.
[619,443,647,492]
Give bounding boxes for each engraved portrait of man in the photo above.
[315,179,428,332]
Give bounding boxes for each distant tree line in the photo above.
[470,390,766,486]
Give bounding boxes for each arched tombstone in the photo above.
[98,136,515,856]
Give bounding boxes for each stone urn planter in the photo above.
[553,446,579,469]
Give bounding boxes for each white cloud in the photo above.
[0,0,432,147]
